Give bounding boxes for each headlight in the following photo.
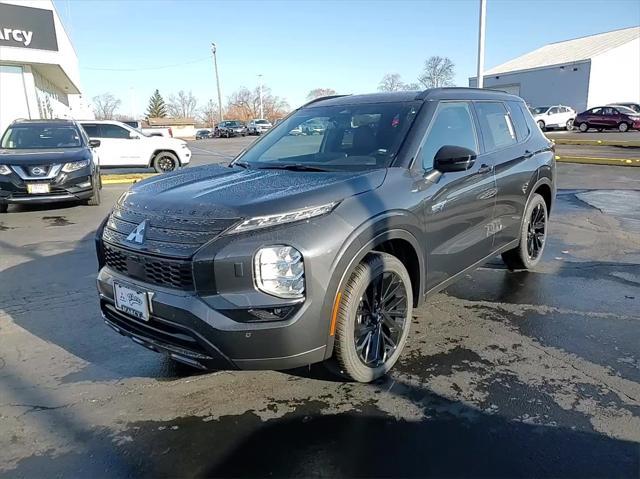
[0,165,11,175]
[254,246,304,298]
[62,160,90,173]
[229,202,338,234]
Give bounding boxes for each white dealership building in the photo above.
[470,26,640,113]
[0,0,93,135]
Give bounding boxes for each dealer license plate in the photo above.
[114,282,150,321]
[27,183,50,194]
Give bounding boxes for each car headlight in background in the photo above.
[62,160,90,173]
[0,165,11,175]
[254,246,304,298]
[230,202,338,234]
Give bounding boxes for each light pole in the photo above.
[476,0,487,88]
[258,74,264,119]
[211,42,223,123]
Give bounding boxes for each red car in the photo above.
[574,105,640,132]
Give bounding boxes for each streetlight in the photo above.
[211,42,223,123]
[258,74,264,119]
[476,0,487,88]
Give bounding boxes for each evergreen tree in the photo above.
[146,89,167,118]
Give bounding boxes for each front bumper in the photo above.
[0,167,94,205]
[97,268,326,370]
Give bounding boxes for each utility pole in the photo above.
[258,74,264,119]
[211,42,223,123]
[476,0,487,88]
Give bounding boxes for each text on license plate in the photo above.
[27,183,50,194]
[114,282,150,321]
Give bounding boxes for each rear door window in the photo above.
[99,124,130,139]
[419,101,478,169]
[474,101,517,152]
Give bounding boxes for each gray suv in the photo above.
[96,88,555,382]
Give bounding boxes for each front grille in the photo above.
[104,243,194,290]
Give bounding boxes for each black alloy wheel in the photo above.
[153,152,179,173]
[526,203,546,260]
[354,271,408,367]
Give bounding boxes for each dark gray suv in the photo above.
[96,88,555,382]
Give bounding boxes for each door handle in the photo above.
[478,163,493,174]
[523,150,534,159]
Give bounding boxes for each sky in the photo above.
[52,0,640,118]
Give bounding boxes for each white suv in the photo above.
[247,119,272,135]
[530,105,576,131]
[79,120,191,172]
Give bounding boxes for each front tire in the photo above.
[153,152,179,173]
[619,122,629,132]
[502,193,548,270]
[332,252,412,383]
[566,119,574,131]
[87,182,101,206]
[579,122,589,132]
[537,120,545,131]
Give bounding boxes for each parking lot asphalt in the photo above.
[1,156,640,475]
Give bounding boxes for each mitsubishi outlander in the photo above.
[95,88,555,382]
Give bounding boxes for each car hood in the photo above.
[0,147,88,165]
[120,164,386,220]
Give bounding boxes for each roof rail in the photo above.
[300,94,350,108]
[415,86,518,100]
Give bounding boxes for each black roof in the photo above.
[10,118,78,126]
[305,88,523,108]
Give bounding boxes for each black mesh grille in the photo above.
[103,243,194,290]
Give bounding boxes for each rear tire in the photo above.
[578,122,589,132]
[153,152,179,173]
[332,252,412,383]
[619,122,629,132]
[566,119,574,131]
[501,193,548,270]
[0,203,7,213]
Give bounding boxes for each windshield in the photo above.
[236,101,420,171]
[256,119,270,124]
[531,106,550,114]
[1,125,82,149]
[227,121,242,127]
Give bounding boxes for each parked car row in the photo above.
[195,118,275,140]
[529,102,640,133]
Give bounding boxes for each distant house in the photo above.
[146,117,196,138]
[469,26,640,112]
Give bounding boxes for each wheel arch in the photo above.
[321,214,425,359]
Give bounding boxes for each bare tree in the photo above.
[418,56,456,88]
[306,88,337,100]
[92,93,121,120]
[167,90,198,118]
[198,99,219,128]
[226,86,289,122]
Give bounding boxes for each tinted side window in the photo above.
[99,124,129,139]
[419,101,477,170]
[548,107,559,114]
[506,101,530,141]
[475,102,517,152]
[82,124,99,138]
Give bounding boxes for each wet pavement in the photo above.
[1,163,639,478]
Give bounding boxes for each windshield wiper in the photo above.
[256,164,329,172]
[231,161,250,169]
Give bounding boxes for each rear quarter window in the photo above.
[506,101,530,141]
[474,101,517,152]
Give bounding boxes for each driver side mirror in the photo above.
[89,139,101,148]
[433,145,476,173]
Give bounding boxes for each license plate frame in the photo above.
[114,281,150,321]
[27,183,50,194]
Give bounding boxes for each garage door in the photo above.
[0,65,30,136]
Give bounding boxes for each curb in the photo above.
[555,155,640,167]
[101,174,157,185]
[551,138,640,147]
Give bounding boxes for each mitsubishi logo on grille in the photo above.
[126,220,147,244]
[30,166,46,176]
